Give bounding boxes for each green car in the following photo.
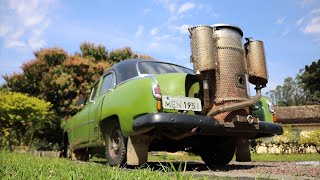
[62,59,282,167]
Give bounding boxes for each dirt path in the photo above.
[144,160,320,179]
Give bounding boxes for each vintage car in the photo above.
[62,59,283,167]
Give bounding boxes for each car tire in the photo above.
[62,135,89,161]
[198,138,235,167]
[105,120,127,166]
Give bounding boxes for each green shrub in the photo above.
[254,127,319,149]
[0,90,53,150]
[272,127,300,144]
[299,130,320,146]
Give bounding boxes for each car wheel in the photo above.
[105,121,127,166]
[199,138,235,167]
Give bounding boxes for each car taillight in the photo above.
[273,114,277,123]
[152,84,162,111]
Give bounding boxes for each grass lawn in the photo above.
[251,153,320,162]
[0,151,200,180]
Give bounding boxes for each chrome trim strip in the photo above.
[66,120,95,133]
[116,74,159,87]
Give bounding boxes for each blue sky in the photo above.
[0,0,319,94]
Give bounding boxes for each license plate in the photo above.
[162,95,202,111]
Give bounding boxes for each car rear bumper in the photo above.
[133,113,283,138]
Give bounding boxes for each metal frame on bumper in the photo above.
[133,113,283,138]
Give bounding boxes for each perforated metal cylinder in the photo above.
[212,24,249,103]
[189,26,216,72]
[244,40,268,86]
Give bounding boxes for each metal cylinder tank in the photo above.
[244,40,268,87]
[189,25,216,73]
[212,24,249,103]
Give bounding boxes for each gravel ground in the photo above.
[146,160,320,179]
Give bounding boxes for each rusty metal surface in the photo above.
[189,25,216,72]
[212,25,249,103]
[244,40,268,86]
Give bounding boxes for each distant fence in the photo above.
[13,146,60,158]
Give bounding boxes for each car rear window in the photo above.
[138,61,193,74]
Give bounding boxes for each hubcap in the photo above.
[109,130,121,158]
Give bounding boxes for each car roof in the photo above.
[106,59,193,85]
[108,59,153,84]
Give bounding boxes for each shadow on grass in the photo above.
[125,161,271,172]
[89,157,274,172]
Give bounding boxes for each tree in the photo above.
[109,47,137,63]
[3,46,110,148]
[40,56,108,118]
[266,77,307,106]
[34,47,67,66]
[0,90,53,150]
[266,60,320,106]
[108,47,155,62]
[2,43,154,148]
[80,42,108,62]
[298,59,320,104]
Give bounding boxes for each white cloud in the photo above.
[313,38,320,44]
[155,0,208,22]
[148,42,159,49]
[178,24,190,34]
[8,0,51,27]
[150,27,159,36]
[154,34,171,41]
[304,16,320,34]
[155,0,176,13]
[152,34,183,42]
[303,0,315,4]
[299,0,316,7]
[1,0,56,50]
[296,5,320,46]
[169,24,191,34]
[28,36,46,49]
[311,8,320,14]
[177,2,196,15]
[10,29,25,39]
[143,8,152,15]
[275,16,287,25]
[296,17,305,26]
[5,40,26,48]
[168,3,176,13]
[0,25,11,37]
[135,26,144,38]
[281,28,290,36]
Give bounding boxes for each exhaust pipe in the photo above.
[188,24,268,121]
[207,87,261,116]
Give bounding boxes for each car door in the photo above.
[70,80,100,147]
[88,72,116,142]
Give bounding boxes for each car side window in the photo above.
[89,82,99,101]
[100,73,115,95]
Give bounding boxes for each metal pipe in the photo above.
[207,87,262,117]
[203,79,210,112]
